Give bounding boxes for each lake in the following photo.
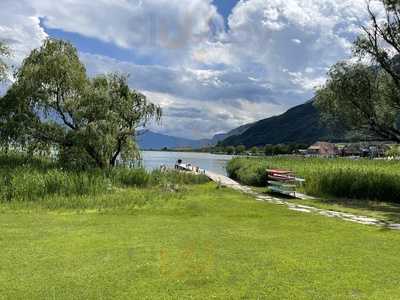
[141,151,234,176]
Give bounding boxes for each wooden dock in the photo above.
[177,163,309,197]
[177,163,245,190]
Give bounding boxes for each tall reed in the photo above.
[0,152,209,202]
[227,157,400,203]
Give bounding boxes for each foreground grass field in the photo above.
[1,183,400,299]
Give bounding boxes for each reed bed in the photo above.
[227,157,400,203]
[0,152,209,202]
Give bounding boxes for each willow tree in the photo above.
[0,41,9,81]
[315,0,400,142]
[1,39,161,168]
[0,41,16,151]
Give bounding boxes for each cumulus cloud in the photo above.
[0,0,386,138]
[36,0,225,66]
[80,52,291,138]
[81,53,280,104]
[224,0,378,91]
[0,0,47,63]
[142,90,288,139]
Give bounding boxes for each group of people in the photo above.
[170,159,205,174]
[158,159,206,175]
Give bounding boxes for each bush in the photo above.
[227,158,267,186]
[58,145,97,171]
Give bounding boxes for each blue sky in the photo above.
[214,0,240,24]
[0,0,378,139]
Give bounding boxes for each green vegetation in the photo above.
[289,197,400,224]
[0,152,208,204]
[227,157,400,203]
[212,143,308,156]
[0,39,161,168]
[225,145,236,155]
[0,41,9,82]
[235,145,246,154]
[263,143,308,155]
[386,144,400,157]
[2,184,400,299]
[2,153,400,298]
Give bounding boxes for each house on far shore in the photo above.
[340,142,390,158]
[307,141,338,156]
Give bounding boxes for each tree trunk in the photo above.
[110,138,123,167]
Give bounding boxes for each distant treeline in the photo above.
[149,144,309,155]
[211,143,309,156]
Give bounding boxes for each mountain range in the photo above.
[221,100,344,147]
[137,131,209,150]
[138,100,342,150]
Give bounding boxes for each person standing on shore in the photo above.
[175,159,182,170]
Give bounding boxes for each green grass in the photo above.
[250,185,400,223]
[2,152,400,298]
[292,197,400,223]
[1,183,400,299]
[227,157,400,203]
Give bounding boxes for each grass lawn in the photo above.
[289,197,400,224]
[251,186,400,224]
[1,183,400,299]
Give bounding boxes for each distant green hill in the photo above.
[221,101,344,147]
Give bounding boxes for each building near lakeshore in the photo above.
[307,142,339,156]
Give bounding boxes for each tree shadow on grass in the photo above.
[256,187,400,224]
[319,198,400,223]
[301,197,400,224]
[256,188,301,200]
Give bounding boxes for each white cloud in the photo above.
[0,0,224,65]
[142,90,288,139]
[36,0,225,65]
[81,52,276,103]
[197,0,384,101]
[0,0,387,138]
[0,1,47,63]
[191,41,235,66]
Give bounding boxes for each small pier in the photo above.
[177,163,242,189]
[177,163,309,197]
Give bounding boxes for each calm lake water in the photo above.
[141,151,234,176]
